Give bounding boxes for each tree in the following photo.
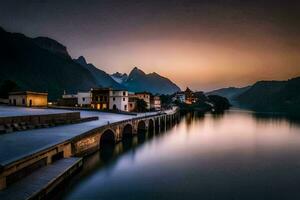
[207,95,231,112]
[136,99,148,112]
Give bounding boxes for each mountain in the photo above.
[122,67,181,94]
[0,27,99,100]
[74,56,122,89]
[206,86,250,101]
[110,72,128,84]
[0,27,181,99]
[235,77,300,114]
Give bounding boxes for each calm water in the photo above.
[63,109,300,200]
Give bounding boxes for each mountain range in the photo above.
[111,67,180,95]
[207,77,300,114]
[0,27,180,99]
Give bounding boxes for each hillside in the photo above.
[74,56,122,89]
[0,27,99,100]
[206,86,250,101]
[235,77,300,114]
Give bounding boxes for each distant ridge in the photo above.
[207,77,300,114]
[118,67,181,95]
[206,86,250,101]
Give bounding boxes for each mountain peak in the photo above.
[129,67,146,78]
[76,56,87,65]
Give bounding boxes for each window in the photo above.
[22,98,25,105]
[82,97,85,102]
[123,91,126,96]
[123,97,125,101]
[124,105,127,111]
[130,103,133,108]
[113,97,115,101]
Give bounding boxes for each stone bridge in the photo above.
[0,109,180,190]
[72,110,180,156]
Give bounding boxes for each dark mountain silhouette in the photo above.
[122,67,181,94]
[0,27,181,99]
[74,56,122,89]
[0,27,99,100]
[235,77,300,114]
[206,86,250,101]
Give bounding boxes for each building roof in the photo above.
[9,91,48,96]
[135,91,151,95]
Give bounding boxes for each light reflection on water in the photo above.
[63,110,300,200]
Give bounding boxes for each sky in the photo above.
[0,0,300,91]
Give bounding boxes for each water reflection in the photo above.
[63,109,300,200]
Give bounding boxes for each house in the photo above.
[8,91,48,107]
[77,91,91,107]
[109,89,128,111]
[58,93,78,107]
[150,95,161,111]
[184,87,197,104]
[128,97,137,112]
[131,92,151,109]
[91,88,110,110]
[173,92,185,103]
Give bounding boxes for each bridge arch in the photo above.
[122,124,133,139]
[148,119,154,136]
[100,129,115,149]
[137,120,147,134]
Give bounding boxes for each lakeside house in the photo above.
[8,91,48,107]
[109,89,128,111]
[77,91,92,107]
[90,88,110,110]
[173,92,186,103]
[130,92,151,110]
[184,87,197,104]
[150,95,161,111]
[58,92,77,107]
[172,87,198,105]
[56,88,161,112]
[128,96,137,112]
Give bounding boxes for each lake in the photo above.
[62,109,300,200]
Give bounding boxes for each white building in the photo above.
[109,90,128,111]
[77,91,91,107]
[173,92,185,103]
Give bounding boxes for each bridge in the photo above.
[73,110,180,156]
[0,106,179,199]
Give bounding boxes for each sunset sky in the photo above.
[0,0,299,91]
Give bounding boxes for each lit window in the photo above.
[102,103,107,109]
